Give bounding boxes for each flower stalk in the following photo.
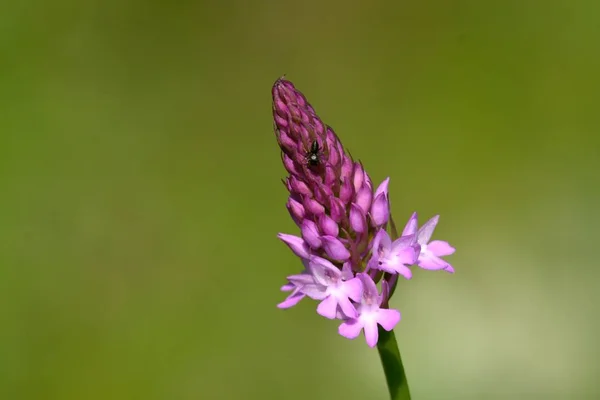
[377,328,411,400]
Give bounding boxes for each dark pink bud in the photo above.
[339,178,353,204]
[282,153,299,176]
[314,185,333,205]
[288,103,301,120]
[289,176,311,196]
[370,192,389,226]
[319,214,339,237]
[278,130,296,152]
[301,220,322,248]
[324,165,336,186]
[303,196,325,216]
[340,156,354,182]
[274,111,288,126]
[273,98,290,118]
[299,124,311,144]
[278,233,311,259]
[355,185,373,214]
[328,145,340,167]
[321,236,351,261]
[329,197,346,223]
[313,118,325,138]
[313,185,328,205]
[300,108,310,125]
[349,203,367,233]
[325,127,338,148]
[286,197,305,225]
[353,162,365,192]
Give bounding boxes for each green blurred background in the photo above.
[1,0,599,398]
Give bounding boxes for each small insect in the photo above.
[306,140,322,166]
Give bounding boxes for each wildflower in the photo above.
[299,256,362,319]
[272,77,455,347]
[338,273,401,348]
[368,229,419,279]
[402,213,456,273]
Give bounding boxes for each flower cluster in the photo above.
[273,78,455,347]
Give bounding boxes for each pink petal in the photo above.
[357,273,379,300]
[364,319,379,347]
[300,283,327,300]
[444,264,455,273]
[402,212,418,236]
[338,319,363,340]
[342,277,363,302]
[337,296,358,319]
[286,273,315,287]
[374,229,392,252]
[317,296,338,319]
[417,215,439,244]
[428,240,455,256]
[341,262,354,280]
[277,292,306,309]
[309,256,341,286]
[394,264,413,280]
[390,234,415,254]
[321,236,351,261]
[377,308,401,331]
[281,283,295,291]
[376,262,396,274]
[418,254,450,270]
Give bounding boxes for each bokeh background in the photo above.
[2,0,599,399]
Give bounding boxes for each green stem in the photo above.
[376,327,411,400]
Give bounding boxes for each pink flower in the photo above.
[338,274,401,347]
[368,229,419,279]
[273,78,456,348]
[281,257,362,319]
[299,257,362,319]
[402,213,455,273]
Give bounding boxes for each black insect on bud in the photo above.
[306,140,321,167]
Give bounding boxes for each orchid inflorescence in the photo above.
[273,78,455,347]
